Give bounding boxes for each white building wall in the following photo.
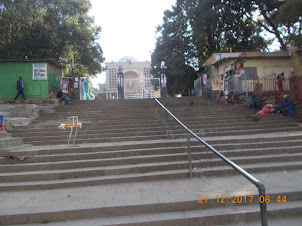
[105,57,156,99]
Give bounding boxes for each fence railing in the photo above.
[252,74,302,104]
[142,88,268,226]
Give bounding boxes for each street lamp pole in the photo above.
[117,66,124,99]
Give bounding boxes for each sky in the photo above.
[89,0,176,87]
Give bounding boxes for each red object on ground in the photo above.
[0,124,2,131]
[256,105,271,115]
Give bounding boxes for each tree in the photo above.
[151,0,267,94]
[275,0,302,47]
[0,0,104,76]
[186,0,267,65]
[151,1,198,96]
[250,0,301,50]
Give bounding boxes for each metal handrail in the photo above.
[142,88,268,226]
[142,88,151,99]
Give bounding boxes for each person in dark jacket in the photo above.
[57,89,69,105]
[248,93,260,109]
[14,76,26,100]
[277,73,284,92]
[272,94,294,116]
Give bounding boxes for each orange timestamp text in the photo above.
[198,195,287,204]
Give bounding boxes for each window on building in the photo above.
[144,67,151,88]
[109,68,117,89]
[245,67,257,80]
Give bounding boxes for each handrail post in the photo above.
[166,111,168,122]
[155,102,158,120]
[154,98,268,226]
[165,111,169,138]
[257,183,268,226]
[187,132,193,177]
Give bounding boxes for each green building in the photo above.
[0,59,62,99]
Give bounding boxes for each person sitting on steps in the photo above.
[248,93,260,110]
[272,94,294,116]
[57,89,69,105]
[227,90,237,103]
[215,90,227,104]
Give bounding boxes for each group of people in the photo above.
[14,77,69,105]
[215,90,238,104]
[205,75,237,104]
[205,72,294,116]
[248,93,294,116]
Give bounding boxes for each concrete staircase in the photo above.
[1,97,302,225]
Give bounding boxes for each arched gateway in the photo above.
[102,56,160,100]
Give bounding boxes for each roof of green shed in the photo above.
[0,59,63,68]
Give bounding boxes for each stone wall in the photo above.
[0,102,57,130]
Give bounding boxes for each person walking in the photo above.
[14,76,26,100]
[277,72,284,92]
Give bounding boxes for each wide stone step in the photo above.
[17,201,301,226]
[22,133,172,146]
[41,108,252,117]
[37,105,284,119]
[14,119,163,129]
[10,118,297,130]
[4,134,302,157]
[2,144,302,167]
[160,113,296,123]
[40,107,251,117]
[0,160,301,190]
[35,114,157,121]
[19,126,302,146]
[1,171,301,224]
[11,111,295,128]
[1,151,302,174]
[9,121,299,138]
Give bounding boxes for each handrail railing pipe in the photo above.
[187,132,193,177]
[153,98,268,226]
[142,88,151,99]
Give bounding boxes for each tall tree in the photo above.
[186,0,267,65]
[151,0,198,96]
[250,0,301,50]
[151,0,268,94]
[0,0,104,76]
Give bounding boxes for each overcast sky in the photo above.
[89,0,176,86]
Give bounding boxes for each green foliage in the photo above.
[276,0,302,47]
[0,0,104,76]
[251,0,301,50]
[186,0,267,64]
[151,2,198,96]
[151,0,267,94]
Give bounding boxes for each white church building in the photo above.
[103,56,160,100]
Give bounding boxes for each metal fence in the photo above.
[194,77,203,96]
[251,74,302,104]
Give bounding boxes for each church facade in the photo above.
[104,56,160,100]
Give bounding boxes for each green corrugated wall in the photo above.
[0,62,49,99]
[49,73,59,88]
